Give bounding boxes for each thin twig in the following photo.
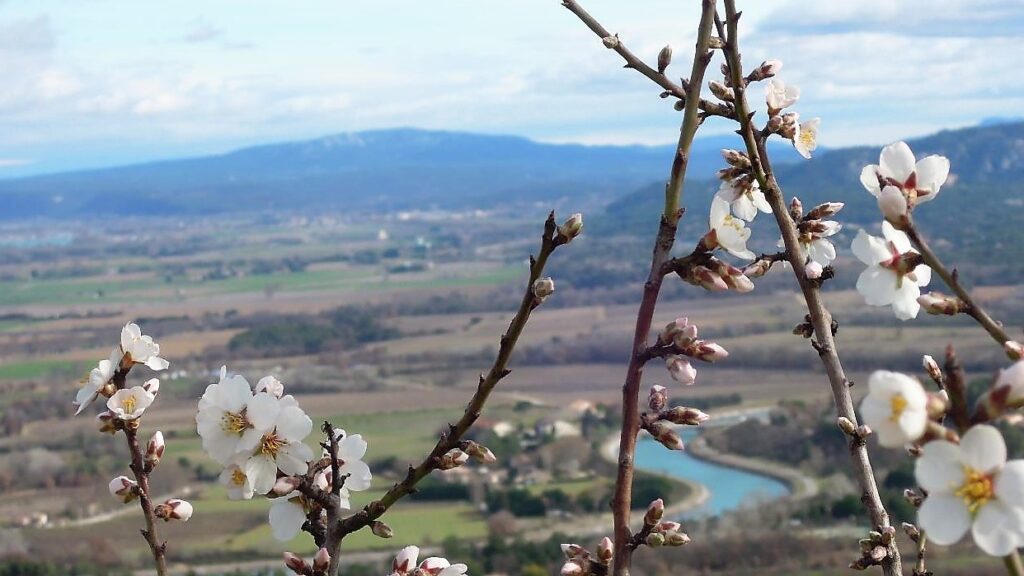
[329,213,567,543]
[716,2,902,574]
[559,0,731,120]
[322,421,344,575]
[904,215,1011,346]
[112,368,167,576]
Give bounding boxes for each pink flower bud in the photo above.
[804,261,823,280]
[806,202,844,220]
[657,521,682,532]
[665,531,691,546]
[918,291,961,315]
[255,376,285,398]
[710,259,754,293]
[720,149,750,168]
[393,546,420,574]
[371,520,394,539]
[755,59,782,79]
[109,476,138,503]
[1006,341,1024,361]
[96,411,117,434]
[313,548,331,572]
[742,258,772,279]
[922,355,942,383]
[272,476,302,496]
[646,532,666,547]
[533,277,555,299]
[878,185,908,224]
[154,498,192,522]
[596,536,613,564]
[438,449,469,470]
[657,45,672,74]
[463,440,497,464]
[660,406,710,426]
[690,265,728,292]
[283,551,309,574]
[648,385,669,412]
[142,378,160,396]
[647,422,684,451]
[644,498,665,527]
[561,561,584,576]
[693,341,729,362]
[145,431,165,467]
[557,213,584,244]
[709,80,734,102]
[665,355,697,385]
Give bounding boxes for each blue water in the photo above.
[633,429,790,518]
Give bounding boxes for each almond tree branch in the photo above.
[903,215,1011,346]
[716,3,902,574]
[112,368,168,576]
[330,213,567,549]
[559,0,732,122]
[561,1,719,573]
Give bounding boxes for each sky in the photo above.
[0,0,1022,177]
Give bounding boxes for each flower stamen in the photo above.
[955,468,995,515]
[221,409,251,436]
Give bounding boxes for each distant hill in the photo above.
[0,128,802,220]
[595,121,1024,270]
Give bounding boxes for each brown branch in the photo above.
[559,0,732,122]
[716,2,902,574]
[125,426,168,575]
[322,421,345,575]
[903,215,1011,346]
[329,213,567,545]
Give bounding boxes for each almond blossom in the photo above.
[858,371,928,447]
[915,425,1024,556]
[324,428,373,492]
[708,196,755,260]
[793,117,820,159]
[242,393,314,494]
[107,386,155,421]
[154,498,193,522]
[120,322,170,371]
[765,77,800,113]
[859,141,950,209]
[390,547,468,576]
[74,346,121,415]
[851,222,932,320]
[715,179,771,222]
[269,487,331,542]
[196,367,263,464]
[219,461,256,501]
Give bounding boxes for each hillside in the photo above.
[0,129,801,220]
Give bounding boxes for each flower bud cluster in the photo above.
[917,291,963,316]
[560,537,613,576]
[641,500,690,547]
[850,526,896,570]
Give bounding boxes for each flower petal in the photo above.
[916,440,965,494]
[851,230,890,265]
[918,493,971,545]
[915,155,950,195]
[973,501,1024,557]
[339,435,368,461]
[339,459,373,491]
[269,499,307,542]
[879,141,916,185]
[960,424,1007,474]
[996,460,1024,508]
[246,393,280,433]
[856,268,897,306]
[860,164,882,196]
[276,406,312,442]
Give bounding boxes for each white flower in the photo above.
[708,196,755,260]
[715,180,771,222]
[106,386,155,421]
[851,222,932,320]
[255,375,285,398]
[915,425,1024,556]
[765,77,800,111]
[74,347,121,415]
[793,117,820,159]
[994,361,1024,407]
[269,491,313,541]
[419,557,469,576]
[243,394,314,494]
[878,185,909,224]
[196,369,260,463]
[323,429,373,491]
[392,546,421,576]
[219,461,255,501]
[859,141,950,208]
[859,371,928,447]
[120,323,169,371]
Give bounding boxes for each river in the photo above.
[633,429,791,518]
